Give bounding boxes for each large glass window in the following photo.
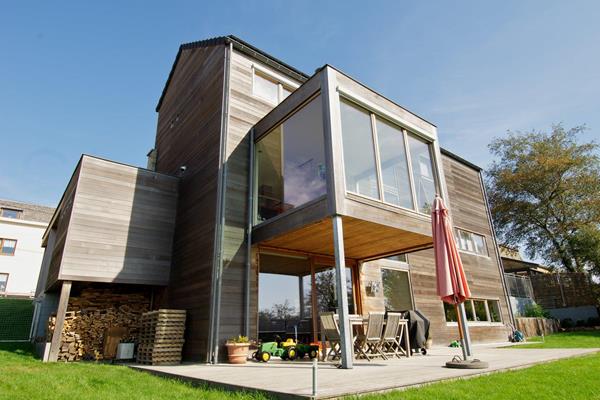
[340,100,380,199]
[407,135,436,214]
[339,99,438,215]
[255,96,326,223]
[381,268,413,311]
[258,272,301,341]
[314,267,355,315]
[376,119,414,209]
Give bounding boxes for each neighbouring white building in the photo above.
[0,199,54,298]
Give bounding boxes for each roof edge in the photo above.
[440,147,482,171]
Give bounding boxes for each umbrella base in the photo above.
[445,358,489,369]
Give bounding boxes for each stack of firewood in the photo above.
[137,309,186,365]
[47,287,150,361]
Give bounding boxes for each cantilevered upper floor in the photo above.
[251,65,442,261]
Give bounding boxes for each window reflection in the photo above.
[255,95,326,223]
[340,100,380,199]
[376,119,414,209]
[407,135,436,214]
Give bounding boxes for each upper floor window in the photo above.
[253,70,294,105]
[0,273,7,293]
[1,208,22,219]
[339,98,437,215]
[456,228,488,256]
[255,95,327,223]
[0,239,17,256]
[386,254,407,263]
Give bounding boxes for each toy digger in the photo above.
[253,337,320,362]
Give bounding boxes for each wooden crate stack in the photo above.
[137,309,186,365]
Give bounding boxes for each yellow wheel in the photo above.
[309,349,318,359]
[261,352,271,362]
[287,347,297,360]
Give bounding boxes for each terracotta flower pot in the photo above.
[225,342,250,364]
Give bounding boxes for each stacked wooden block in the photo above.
[137,309,186,365]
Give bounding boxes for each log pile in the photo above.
[47,287,150,361]
[137,309,186,365]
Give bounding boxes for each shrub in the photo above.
[561,318,575,328]
[587,317,600,327]
[523,303,551,318]
[576,319,587,327]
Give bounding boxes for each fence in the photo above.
[530,273,597,309]
[515,317,560,337]
[504,273,535,299]
[0,298,34,341]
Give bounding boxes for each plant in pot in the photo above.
[225,335,250,364]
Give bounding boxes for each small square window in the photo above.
[488,300,502,322]
[455,229,488,256]
[0,239,16,256]
[0,273,7,293]
[253,73,279,104]
[1,208,21,219]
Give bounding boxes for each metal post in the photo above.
[457,302,473,359]
[332,215,353,369]
[312,357,318,398]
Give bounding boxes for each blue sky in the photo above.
[1,1,599,207]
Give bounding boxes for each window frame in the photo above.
[0,273,7,294]
[338,96,439,216]
[0,238,17,256]
[380,264,415,311]
[454,227,490,257]
[443,298,503,325]
[252,65,298,105]
[0,208,22,219]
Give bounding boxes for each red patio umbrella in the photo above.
[432,195,486,368]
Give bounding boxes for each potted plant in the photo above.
[225,335,250,364]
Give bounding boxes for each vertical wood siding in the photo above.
[154,44,226,361]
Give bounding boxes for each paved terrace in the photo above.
[131,344,599,399]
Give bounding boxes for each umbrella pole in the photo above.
[456,302,473,359]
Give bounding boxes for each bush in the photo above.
[561,318,575,328]
[576,319,587,327]
[587,317,600,327]
[523,303,551,318]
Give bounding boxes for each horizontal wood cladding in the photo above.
[402,155,511,344]
[154,43,226,361]
[58,156,178,286]
[46,163,81,291]
[217,50,305,345]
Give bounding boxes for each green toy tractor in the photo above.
[253,337,320,362]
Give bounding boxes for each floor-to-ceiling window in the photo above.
[339,98,438,215]
[255,95,327,224]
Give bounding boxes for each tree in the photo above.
[486,124,600,274]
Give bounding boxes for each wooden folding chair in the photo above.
[320,312,342,360]
[381,312,402,358]
[355,312,386,361]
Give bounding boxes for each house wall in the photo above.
[154,44,226,361]
[0,217,48,296]
[359,154,511,345]
[55,156,178,285]
[217,49,304,352]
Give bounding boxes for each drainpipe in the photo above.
[208,41,232,364]
[478,171,516,327]
[244,128,255,338]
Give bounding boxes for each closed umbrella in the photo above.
[432,195,487,368]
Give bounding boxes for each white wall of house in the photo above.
[0,216,47,297]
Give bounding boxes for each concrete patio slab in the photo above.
[130,344,599,399]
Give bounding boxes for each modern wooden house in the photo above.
[36,36,512,367]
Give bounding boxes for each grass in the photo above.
[354,352,600,400]
[511,330,600,349]
[0,343,269,400]
[1,332,599,400]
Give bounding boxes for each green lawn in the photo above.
[1,333,599,400]
[512,330,600,349]
[0,343,268,400]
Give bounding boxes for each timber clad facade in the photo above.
[36,35,512,365]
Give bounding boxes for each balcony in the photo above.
[251,65,441,261]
